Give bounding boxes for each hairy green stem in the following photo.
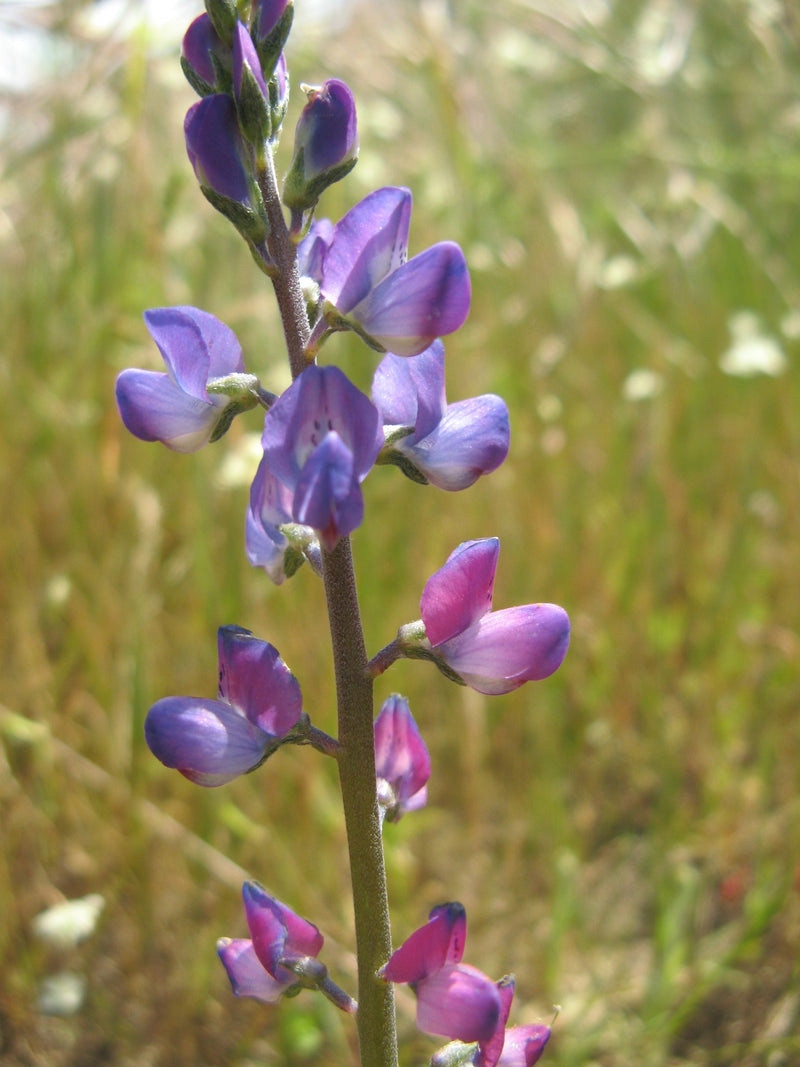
[258,145,398,1065]
[257,147,311,380]
[322,540,398,1067]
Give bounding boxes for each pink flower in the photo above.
[374,695,430,822]
[419,539,570,695]
[381,903,502,1045]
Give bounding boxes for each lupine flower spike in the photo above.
[144,626,304,786]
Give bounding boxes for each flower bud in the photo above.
[283,79,358,214]
[251,0,294,80]
[204,0,239,43]
[184,95,268,242]
[181,13,230,96]
[232,21,271,144]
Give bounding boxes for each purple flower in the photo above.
[297,217,334,286]
[116,306,256,452]
[283,80,359,212]
[181,13,229,95]
[418,539,570,695]
[431,977,552,1067]
[218,881,323,1002]
[374,695,430,822]
[144,626,303,786]
[260,364,383,550]
[246,457,320,583]
[317,186,470,357]
[185,94,252,204]
[381,903,502,1044]
[493,1026,551,1067]
[372,341,510,490]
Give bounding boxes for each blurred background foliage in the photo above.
[1,0,799,1063]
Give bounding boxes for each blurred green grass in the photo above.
[1,0,799,1064]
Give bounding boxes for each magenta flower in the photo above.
[217,881,323,1002]
[260,364,383,550]
[284,80,359,212]
[144,626,303,786]
[416,539,570,696]
[317,186,470,357]
[381,903,502,1044]
[430,975,552,1067]
[116,306,257,453]
[493,1026,551,1067]
[475,977,550,1067]
[372,341,510,490]
[374,695,430,823]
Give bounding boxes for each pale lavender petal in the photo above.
[374,695,430,819]
[399,393,510,490]
[497,1026,551,1067]
[297,218,334,284]
[420,539,500,647]
[439,604,570,696]
[352,242,470,357]
[416,964,502,1044]
[217,938,286,1002]
[143,306,244,396]
[381,902,466,984]
[144,696,271,786]
[246,456,294,582]
[372,342,446,437]
[115,369,221,452]
[321,186,412,313]
[217,626,303,736]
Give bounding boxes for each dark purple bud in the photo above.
[181,13,229,95]
[185,94,251,203]
[283,80,359,213]
[251,0,291,41]
[232,21,272,142]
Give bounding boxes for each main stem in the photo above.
[259,154,398,1066]
[322,541,398,1067]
